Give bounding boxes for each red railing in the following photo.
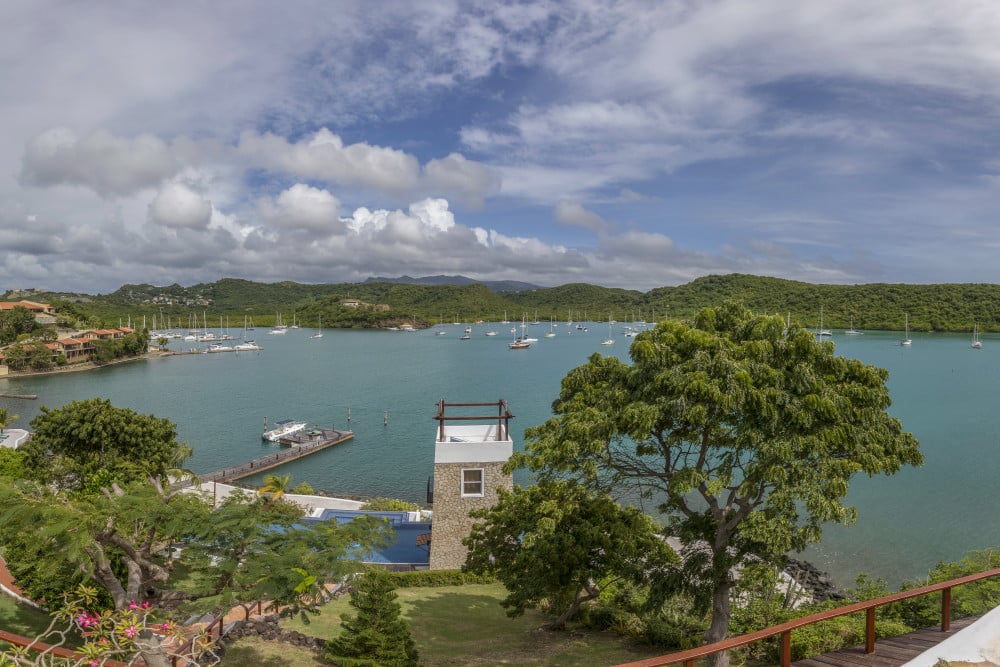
[615,566,1000,667]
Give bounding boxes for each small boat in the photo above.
[602,315,614,346]
[262,419,307,442]
[508,339,530,349]
[816,306,832,339]
[311,316,323,339]
[544,320,556,338]
[900,314,912,346]
[972,323,983,349]
[234,341,261,351]
[845,317,863,335]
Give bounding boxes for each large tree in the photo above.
[21,398,192,491]
[464,479,677,629]
[513,302,922,662]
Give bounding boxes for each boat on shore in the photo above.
[262,419,307,442]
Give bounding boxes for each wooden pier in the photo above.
[196,428,354,484]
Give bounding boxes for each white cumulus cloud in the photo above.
[148,181,212,229]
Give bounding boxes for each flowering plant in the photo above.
[0,586,217,666]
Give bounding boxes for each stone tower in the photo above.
[429,400,515,570]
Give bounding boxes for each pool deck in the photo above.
[0,429,31,449]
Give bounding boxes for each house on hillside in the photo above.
[0,301,57,327]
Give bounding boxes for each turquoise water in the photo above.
[1,324,997,588]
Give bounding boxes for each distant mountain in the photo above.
[364,275,541,293]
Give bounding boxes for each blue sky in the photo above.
[3,1,1000,293]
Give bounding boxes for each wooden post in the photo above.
[865,607,876,653]
[384,410,388,426]
[942,587,951,631]
[780,630,792,666]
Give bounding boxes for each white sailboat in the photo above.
[816,306,832,338]
[900,314,912,346]
[845,317,863,335]
[972,323,983,349]
[311,316,323,339]
[544,319,557,338]
[601,315,614,346]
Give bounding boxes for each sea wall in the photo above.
[784,558,848,603]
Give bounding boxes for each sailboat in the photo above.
[845,317,863,335]
[972,323,983,349]
[816,306,832,338]
[900,314,912,346]
[436,315,447,335]
[601,315,614,346]
[311,316,323,339]
[509,319,530,349]
[544,319,557,338]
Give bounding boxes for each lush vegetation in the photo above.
[15,272,1000,333]
[507,302,922,664]
[276,582,668,667]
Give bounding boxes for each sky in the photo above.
[4,1,1000,294]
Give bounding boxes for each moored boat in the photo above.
[262,419,307,442]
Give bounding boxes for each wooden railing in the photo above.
[615,566,1000,667]
[169,599,278,667]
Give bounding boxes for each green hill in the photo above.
[12,273,1000,333]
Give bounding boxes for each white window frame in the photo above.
[461,468,484,497]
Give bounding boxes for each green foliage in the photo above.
[290,481,315,495]
[514,302,923,645]
[775,613,911,662]
[361,497,421,512]
[0,408,17,433]
[29,274,1000,332]
[464,480,677,629]
[0,306,40,345]
[386,569,494,588]
[0,448,26,480]
[896,548,1000,628]
[22,398,191,492]
[325,568,419,667]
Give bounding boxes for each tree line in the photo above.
[15,273,1000,333]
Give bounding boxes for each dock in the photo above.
[195,428,354,484]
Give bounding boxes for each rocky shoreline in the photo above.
[784,558,848,603]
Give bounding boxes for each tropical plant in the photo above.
[512,302,922,665]
[0,407,17,434]
[325,567,419,667]
[464,480,676,629]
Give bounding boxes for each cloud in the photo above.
[148,182,212,229]
[20,128,178,196]
[554,201,611,234]
[258,184,342,233]
[423,153,501,207]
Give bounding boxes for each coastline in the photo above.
[0,351,171,380]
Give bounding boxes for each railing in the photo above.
[170,599,278,667]
[0,628,126,667]
[615,566,1000,667]
[433,399,514,441]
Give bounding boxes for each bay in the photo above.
[1,323,996,589]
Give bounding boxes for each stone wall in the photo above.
[429,460,512,569]
[218,614,325,657]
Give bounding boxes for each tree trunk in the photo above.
[704,581,732,667]
[135,630,171,667]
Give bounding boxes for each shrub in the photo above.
[361,497,422,512]
[387,570,494,588]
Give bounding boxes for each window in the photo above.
[461,468,484,497]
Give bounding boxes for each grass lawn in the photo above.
[243,582,667,667]
[0,596,58,640]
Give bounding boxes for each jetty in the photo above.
[195,428,353,484]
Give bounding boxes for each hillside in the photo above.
[11,273,1000,332]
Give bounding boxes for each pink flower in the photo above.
[156,622,173,631]
[128,600,139,610]
[76,612,98,628]
[123,624,138,638]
